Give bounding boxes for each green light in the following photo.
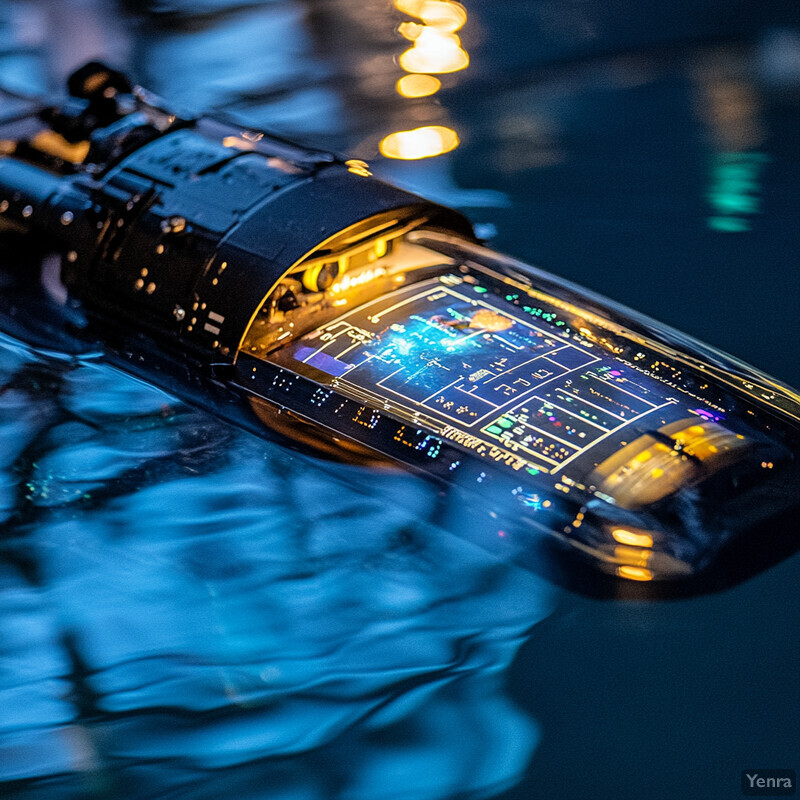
[708,191,758,215]
[498,418,514,428]
[708,216,750,233]
[706,151,765,233]
[487,425,503,434]
[473,286,487,294]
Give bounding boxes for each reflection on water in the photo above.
[379,124,460,159]
[0,336,554,799]
[1,1,799,798]
[381,1,472,172]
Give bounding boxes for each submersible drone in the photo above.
[1,63,798,587]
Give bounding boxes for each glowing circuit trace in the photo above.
[273,274,697,475]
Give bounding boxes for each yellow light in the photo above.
[617,566,654,582]
[31,131,90,163]
[222,136,256,151]
[614,546,651,566]
[399,28,469,74]
[345,159,372,177]
[419,1,467,32]
[331,266,387,294]
[394,0,426,16]
[469,308,513,332]
[651,467,664,478]
[612,528,654,548]
[379,125,459,160]
[395,0,467,32]
[398,21,424,40]
[397,73,442,98]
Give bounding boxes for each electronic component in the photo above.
[1,62,798,588]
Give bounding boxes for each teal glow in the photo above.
[706,151,766,233]
[708,216,750,232]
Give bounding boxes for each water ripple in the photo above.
[0,334,555,800]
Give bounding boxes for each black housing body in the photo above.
[0,111,471,363]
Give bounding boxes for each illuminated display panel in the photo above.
[267,268,754,504]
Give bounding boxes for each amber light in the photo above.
[617,566,654,582]
[385,0,468,159]
[612,528,655,548]
[395,0,467,31]
[396,74,442,98]
[379,126,460,160]
[399,27,469,74]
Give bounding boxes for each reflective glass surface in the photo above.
[269,268,756,483]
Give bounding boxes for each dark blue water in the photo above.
[1,2,799,799]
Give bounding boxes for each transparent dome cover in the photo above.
[237,229,800,587]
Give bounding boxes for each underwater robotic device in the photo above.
[1,62,798,589]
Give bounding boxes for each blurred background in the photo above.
[0,2,799,799]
